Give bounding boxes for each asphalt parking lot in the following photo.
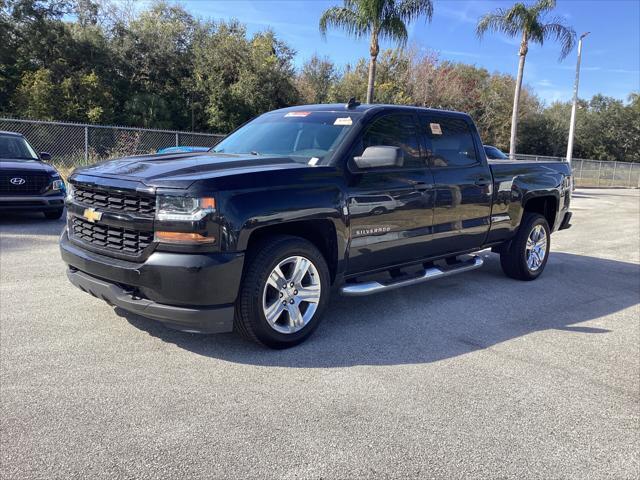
[1,188,638,479]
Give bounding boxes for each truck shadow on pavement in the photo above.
[119,251,639,368]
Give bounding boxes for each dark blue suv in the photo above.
[0,131,66,219]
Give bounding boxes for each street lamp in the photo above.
[566,31,590,165]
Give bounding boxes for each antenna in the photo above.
[346,97,361,109]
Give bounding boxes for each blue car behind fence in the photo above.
[157,146,211,154]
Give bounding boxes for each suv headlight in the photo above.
[156,195,216,221]
[51,179,65,191]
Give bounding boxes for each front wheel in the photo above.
[235,235,330,348]
[500,213,550,281]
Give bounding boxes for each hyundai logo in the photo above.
[10,177,26,185]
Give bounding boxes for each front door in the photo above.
[346,113,435,275]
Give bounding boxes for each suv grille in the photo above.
[0,174,49,195]
[74,185,155,216]
[71,217,153,256]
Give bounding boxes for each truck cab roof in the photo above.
[270,103,473,121]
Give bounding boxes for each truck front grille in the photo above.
[74,185,155,216]
[71,217,153,256]
[0,174,49,195]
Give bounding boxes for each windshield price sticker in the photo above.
[285,111,311,117]
[430,123,443,135]
[334,117,353,126]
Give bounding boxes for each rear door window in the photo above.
[419,116,478,168]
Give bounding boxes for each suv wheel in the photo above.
[235,235,330,348]
[500,213,550,281]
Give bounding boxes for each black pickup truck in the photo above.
[60,103,572,348]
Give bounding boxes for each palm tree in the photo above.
[477,0,575,158]
[320,0,433,104]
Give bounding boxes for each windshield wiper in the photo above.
[250,151,260,156]
[0,156,38,160]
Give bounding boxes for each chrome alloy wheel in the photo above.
[526,224,548,271]
[262,256,321,334]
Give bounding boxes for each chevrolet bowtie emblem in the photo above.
[83,208,103,223]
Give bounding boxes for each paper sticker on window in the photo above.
[334,117,353,126]
[430,123,442,135]
[308,157,320,166]
[285,111,311,117]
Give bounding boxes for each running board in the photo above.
[340,256,484,297]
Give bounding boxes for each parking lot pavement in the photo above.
[1,188,638,479]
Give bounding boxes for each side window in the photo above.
[421,116,478,168]
[356,114,423,168]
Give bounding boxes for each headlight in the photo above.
[155,195,215,221]
[66,183,74,201]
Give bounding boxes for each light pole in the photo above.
[566,31,590,165]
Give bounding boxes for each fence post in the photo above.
[611,161,617,187]
[597,161,603,187]
[175,132,179,147]
[628,163,633,188]
[84,126,89,162]
[577,159,583,186]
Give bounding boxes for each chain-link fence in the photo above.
[514,153,640,188]
[0,118,225,177]
[1,117,638,187]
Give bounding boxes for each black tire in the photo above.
[44,208,64,220]
[500,213,550,281]
[235,235,330,349]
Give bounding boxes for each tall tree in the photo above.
[319,0,433,104]
[297,55,336,104]
[476,0,575,158]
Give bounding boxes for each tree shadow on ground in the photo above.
[119,251,639,368]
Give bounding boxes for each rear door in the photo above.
[345,112,435,274]
[417,114,492,255]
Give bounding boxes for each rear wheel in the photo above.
[235,235,330,348]
[44,208,64,220]
[500,213,550,281]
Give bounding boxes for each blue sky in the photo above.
[178,0,640,104]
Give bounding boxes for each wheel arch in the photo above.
[244,220,339,283]
[522,194,559,230]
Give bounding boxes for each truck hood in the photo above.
[0,159,57,174]
[73,152,311,188]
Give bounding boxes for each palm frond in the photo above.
[379,14,409,45]
[476,9,519,38]
[527,18,546,44]
[542,18,576,59]
[396,0,434,23]
[319,6,367,38]
[503,3,528,32]
[532,0,556,16]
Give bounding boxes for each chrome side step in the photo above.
[340,256,484,297]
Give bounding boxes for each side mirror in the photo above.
[39,152,51,161]
[353,146,403,169]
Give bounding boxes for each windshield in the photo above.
[212,111,360,162]
[0,134,39,160]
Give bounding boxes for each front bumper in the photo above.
[60,230,244,333]
[0,194,65,211]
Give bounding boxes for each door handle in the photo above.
[474,178,491,187]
